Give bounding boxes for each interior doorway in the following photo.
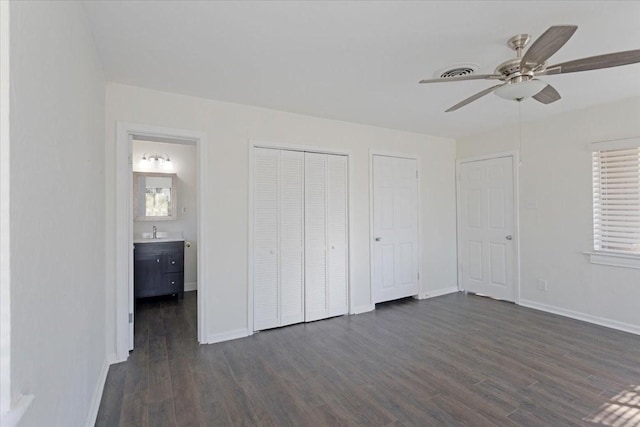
[370,153,420,304]
[130,138,198,348]
[115,123,207,362]
[456,153,519,302]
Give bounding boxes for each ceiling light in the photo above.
[142,153,170,163]
[494,79,547,101]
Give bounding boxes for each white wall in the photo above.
[132,140,198,289]
[8,2,106,426]
[457,96,640,331]
[105,83,457,350]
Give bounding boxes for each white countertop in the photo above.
[134,231,184,244]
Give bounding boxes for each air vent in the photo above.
[440,67,476,79]
[434,63,480,79]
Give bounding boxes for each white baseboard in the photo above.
[0,394,34,427]
[184,281,197,292]
[107,352,126,365]
[520,299,640,336]
[415,286,460,300]
[84,358,110,427]
[351,304,375,315]
[206,328,249,344]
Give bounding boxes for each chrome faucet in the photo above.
[152,225,157,239]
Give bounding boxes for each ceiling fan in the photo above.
[419,25,640,112]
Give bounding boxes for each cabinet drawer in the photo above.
[163,273,183,294]
[164,251,184,273]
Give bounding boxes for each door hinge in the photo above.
[416,170,419,179]
[417,272,420,280]
[128,154,133,165]
[129,313,133,323]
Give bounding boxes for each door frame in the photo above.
[369,150,423,304]
[247,140,352,335]
[115,122,208,362]
[455,151,521,304]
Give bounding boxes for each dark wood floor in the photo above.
[96,291,640,426]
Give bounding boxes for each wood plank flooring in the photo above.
[96,292,640,426]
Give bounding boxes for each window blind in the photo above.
[592,146,640,255]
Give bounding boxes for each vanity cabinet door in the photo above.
[134,250,163,298]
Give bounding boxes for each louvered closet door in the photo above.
[253,148,280,330]
[305,153,348,321]
[304,153,328,322]
[327,155,348,317]
[279,150,305,326]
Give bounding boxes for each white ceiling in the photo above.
[83,1,640,139]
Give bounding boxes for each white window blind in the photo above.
[592,145,640,255]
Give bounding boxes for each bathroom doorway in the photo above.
[131,138,198,348]
[115,123,207,361]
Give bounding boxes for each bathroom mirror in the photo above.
[133,172,178,221]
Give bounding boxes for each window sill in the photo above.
[585,251,640,270]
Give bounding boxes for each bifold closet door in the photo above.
[304,153,348,322]
[253,148,304,331]
[279,151,305,326]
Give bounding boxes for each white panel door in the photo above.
[279,150,305,326]
[253,148,280,330]
[372,155,419,303]
[327,155,348,317]
[304,153,328,321]
[458,156,515,301]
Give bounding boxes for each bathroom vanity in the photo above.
[133,239,184,299]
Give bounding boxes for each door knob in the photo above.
[506,235,513,240]
[375,237,382,242]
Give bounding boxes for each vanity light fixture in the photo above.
[141,153,171,164]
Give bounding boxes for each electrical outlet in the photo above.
[182,207,187,213]
[536,279,547,291]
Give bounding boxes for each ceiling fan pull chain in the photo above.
[518,100,523,166]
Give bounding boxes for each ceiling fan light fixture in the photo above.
[494,79,547,101]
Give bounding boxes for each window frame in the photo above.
[589,137,640,269]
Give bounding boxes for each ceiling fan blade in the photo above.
[445,84,504,112]
[532,84,561,104]
[545,49,640,74]
[419,74,502,84]
[521,25,578,69]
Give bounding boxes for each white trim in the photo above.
[247,139,353,335]
[83,359,110,427]
[589,136,640,152]
[520,299,640,336]
[0,0,10,415]
[207,328,249,344]
[250,139,351,156]
[369,150,422,305]
[415,287,460,300]
[585,251,640,270]
[115,122,207,361]
[350,304,375,315]
[0,394,34,427]
[455,151,521,304]
[456,151,519,164]
[184,281,198,292]
[106,353,122,365]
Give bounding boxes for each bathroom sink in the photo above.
[134,231,184,243]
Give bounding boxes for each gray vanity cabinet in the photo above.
[134,241,184,299]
